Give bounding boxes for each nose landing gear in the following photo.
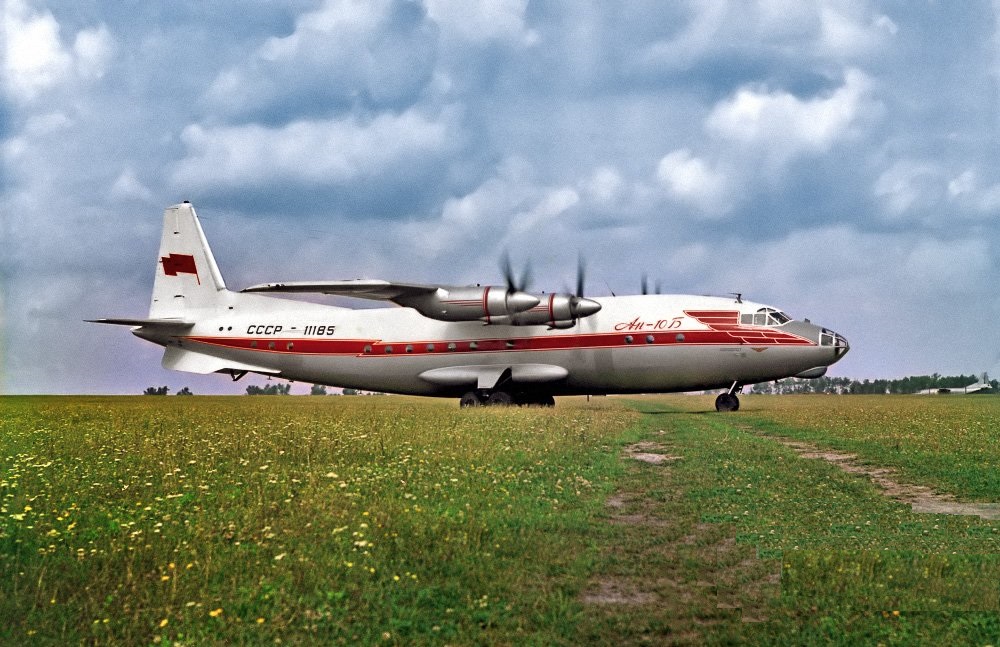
[715,382,742,412]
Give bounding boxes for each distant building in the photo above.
[916,382,992,395]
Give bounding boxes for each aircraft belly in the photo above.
[202,342,830,396]
[561,345,828,393]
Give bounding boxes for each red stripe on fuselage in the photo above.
[185,326,813,358]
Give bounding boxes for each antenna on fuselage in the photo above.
[730,292,743,304]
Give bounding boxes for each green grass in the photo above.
[587,395,1000,645]
[0,396,637,645]
[3,394,1000,645]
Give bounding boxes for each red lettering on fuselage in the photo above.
[613,316,684,332]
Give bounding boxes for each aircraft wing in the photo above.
[241,280,439,301]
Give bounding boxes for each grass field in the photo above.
[2,394,999,645]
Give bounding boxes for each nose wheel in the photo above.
[714,393,740,412]
[715,382,742,412]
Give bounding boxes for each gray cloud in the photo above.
[4,0,1000,394]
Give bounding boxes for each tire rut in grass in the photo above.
[775,438,1000,520]
[580,424,780,639]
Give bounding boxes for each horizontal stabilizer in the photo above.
[419,364,568,388]
[87,318,195,329]
[162,347,279,375]
[242,280,438,301]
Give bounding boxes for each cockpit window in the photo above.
[740,307,790,326]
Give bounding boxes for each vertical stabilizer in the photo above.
[149,202,228,318]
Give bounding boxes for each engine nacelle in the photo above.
[395,285,539,322]
[488,293,602,328]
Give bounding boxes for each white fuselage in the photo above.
[137,290,847,396]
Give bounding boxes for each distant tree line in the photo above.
[142,383,368,395]
[143,386,194,395]
[750,373,998,395]
[245,383,291,396]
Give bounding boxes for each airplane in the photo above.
[90,202,849,411]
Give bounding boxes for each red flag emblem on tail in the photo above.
[161,253,200,284]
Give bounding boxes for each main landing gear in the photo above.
[714,382,742,412]
[459,389,556,408]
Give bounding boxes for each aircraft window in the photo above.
[506,340,516,349]
[447,342,457,351]
[286,342,294,351]
[770,310,790,324]
[624,335,633,344]
[426,343,435,352]
[250,341,257,348]
[268,342,275,350]
[227,326,232,331]
[744,308,791,326]
[646,335,654,344]
[675,333,685,342]
[469,341,478,350]
[405,344,414,353]
[363,344,372,354]
[218,327,224,332]
[385,345,393,354]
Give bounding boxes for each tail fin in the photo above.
[149,202,228,318]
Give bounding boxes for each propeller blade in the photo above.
[501,251,516,290]
[641,273,649,295]
[576,255,586,297]
[500,252,532,292]
[519,262,533,292]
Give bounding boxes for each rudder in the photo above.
[150,202,228,318]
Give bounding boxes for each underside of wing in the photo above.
[241,280,439,302]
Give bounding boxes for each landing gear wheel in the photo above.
[486,390,514,406]
[715,393,740,412]
[460,391,482,408]
[514,393,556,407]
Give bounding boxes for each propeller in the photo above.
[570,254,601,317]
[640,273,662,295]
[501,252,532,292]
[497,253,538,316]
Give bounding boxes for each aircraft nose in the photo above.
[821,328,850,359]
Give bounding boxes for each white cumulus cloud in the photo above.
[656,149,730,216]
[706,68,876,164]
[873,161,943,219]
[171,109,454,191]
[426,0,537,45]
[2,0,113,103]
[206,0,436,117]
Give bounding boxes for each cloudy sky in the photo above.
[3,0,1000,394]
